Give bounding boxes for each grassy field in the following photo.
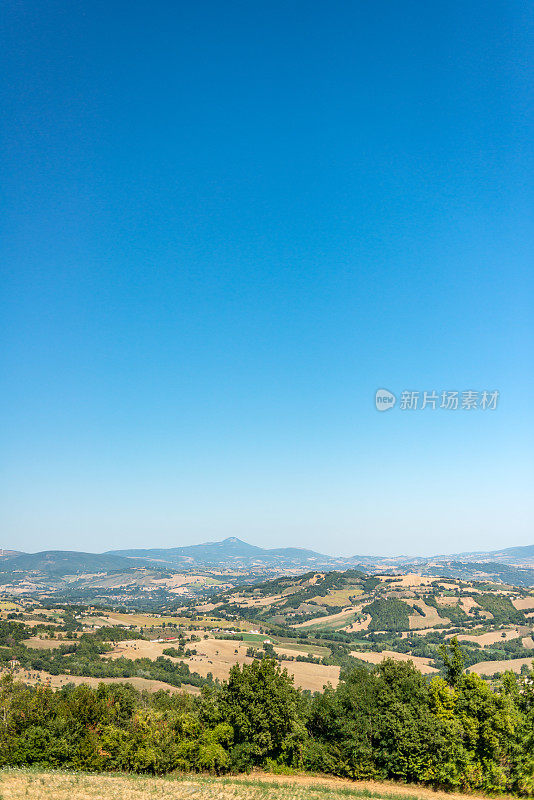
[0,769,509,800]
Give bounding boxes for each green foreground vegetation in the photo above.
[1,640,533,796]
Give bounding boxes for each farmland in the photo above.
[0,566,533,695]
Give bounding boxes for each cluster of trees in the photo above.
[363,598,410,631]
[1,645,533,794]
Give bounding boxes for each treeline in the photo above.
[1,645,533,794]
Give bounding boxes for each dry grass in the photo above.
[0,769,512,800]
[80,611,252,630]
[435,596,460,607]
[227,593,287,608]
[387,575,434,588]
[459,597,482,614]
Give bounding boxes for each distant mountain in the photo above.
[1,538,533,589]
[108,537,534,583]
[109,537,344,569]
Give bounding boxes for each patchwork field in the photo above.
[2,567,534,702]
[81,611,254,631]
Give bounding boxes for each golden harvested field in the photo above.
[404,600,442,630]
[281,660,339,691]
[467,657,534,676]
[108,638,181,660]
[15,616,62,627]
[350,650,438,674]
[412,627,445,636]
[513,596,534,610]
[273,640,330,657]
[435,596,460,607]
[229,593,286,608]
[457,629,522,646]
[459,597,482,613]
[0,769,505,800]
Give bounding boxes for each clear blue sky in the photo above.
[1,1,533,556]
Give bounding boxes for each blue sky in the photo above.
[1,1,533,556]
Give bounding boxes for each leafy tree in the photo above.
[217,658,305,769]
[439,637,464,686]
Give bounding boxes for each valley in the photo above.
[2,542,534,696]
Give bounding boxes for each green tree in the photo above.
[218,658,304,769]
[440,637,464,686]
